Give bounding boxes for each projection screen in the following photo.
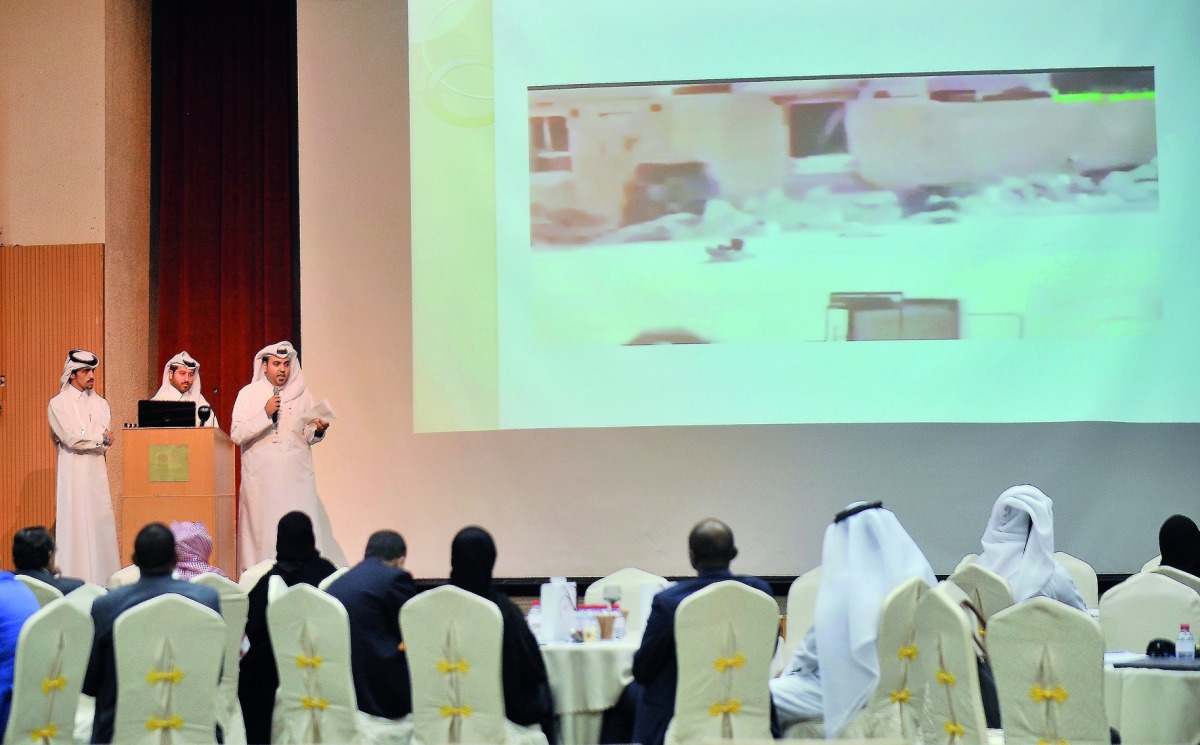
[297,0,1200,580]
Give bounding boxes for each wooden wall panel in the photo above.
[0,244,104,570]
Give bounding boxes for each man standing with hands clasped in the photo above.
[47,349,120,584]
[230,341,344,569]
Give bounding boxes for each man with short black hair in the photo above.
[325,530,416,720]
[626,519,775,745]
[12,526,84,594]
[82,523,221,744]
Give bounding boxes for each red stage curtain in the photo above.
[153,0,299,429]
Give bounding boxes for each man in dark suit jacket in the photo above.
[629,518,775,745]
[12,526,85,594]
[82,522,221,744]
[325,529,417,719]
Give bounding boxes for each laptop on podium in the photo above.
[137,400,196,428]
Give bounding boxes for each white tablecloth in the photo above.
[541,640,638,745]
[1105,665,1200,744]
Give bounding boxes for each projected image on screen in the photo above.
[525,69,1159,347]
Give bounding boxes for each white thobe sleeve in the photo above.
[47,398,107,454]
[229,388,273,446]
[1039,564,1088,611]
[769,626,825,726]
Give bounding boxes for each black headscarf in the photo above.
[450,526,498,599]
[446,526,557,740]
[1159,514,1200,577]
[240,511,337,744]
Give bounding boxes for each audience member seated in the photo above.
[449,526,558,743]
[239,511,338,745]
[615,518,774,745]
[1,569,40,737]
[1159,514,1200,577]
[12,526,85,594]
[770,501,936,736]
[976,484,1086,610]
[169,520,228,580]
[324,529,416,720]
[81,522,221,744]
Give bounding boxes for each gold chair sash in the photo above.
[897,644,918,660]
[708,700,742,716]
[889,688,911,704]
[936,668,956,686]
[302,696,330,710]
[713,652,745,671]
[40,675,67,695]
[437,658,470,674]
[439,705,473,718]
[30,723,58,740]
[145,715,184,731]
[944,720,966,737]
[145,668,184,685]
[295,653,324,669]
[1029,684,1069,704]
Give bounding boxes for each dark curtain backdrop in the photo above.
[153,0,300,430]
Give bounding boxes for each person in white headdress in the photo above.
[230,341,345,568]
[46,349,120,584]
[770,501,937,736]
[976,484,1085,609]
[150,350,217,427]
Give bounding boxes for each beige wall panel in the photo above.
[0,0,106,245]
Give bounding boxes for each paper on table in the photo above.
[300,399,337,425]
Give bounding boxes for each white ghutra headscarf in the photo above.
[977,484,1057,602]
[252,341,306,402]
[815,502,936,738]
[59,349,99,390]
[153,351,209,403]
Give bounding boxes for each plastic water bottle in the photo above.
[527,602,543,644]
[1177,624,1195,660]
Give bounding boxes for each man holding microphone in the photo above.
[230,341,343,569]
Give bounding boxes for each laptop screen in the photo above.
[137,400,196,428]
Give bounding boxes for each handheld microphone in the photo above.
[272,385,282,432]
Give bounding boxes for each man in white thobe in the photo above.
[46,349,120,584]
[230,341,344,569]
[150,350,217,427]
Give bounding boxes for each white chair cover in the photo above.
[782,566,821,664]
[267,583,372,744]
[239,559,276,592]
[1099,571,1200,652]
[988,598,1108,745]
[107,564,141,589]
[953,554,979,573]
[317,566,350,591]
[1140,554,1161,572]
[400,585,546,745]
[111,594,226,744]
[847,576,930,740]
[583,567,669,640]
[1150,565,1200,595]
[913,584,1002,745]
[192,572,250,745]
[2,601,93,745]
[12,575,64,608]
[61,582,106,613]
[1053,552,1099,608]
[663,580,777,745]
[947,563,1013,622]
[268,574,288,603]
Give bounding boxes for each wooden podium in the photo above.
[121,428,236,577]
